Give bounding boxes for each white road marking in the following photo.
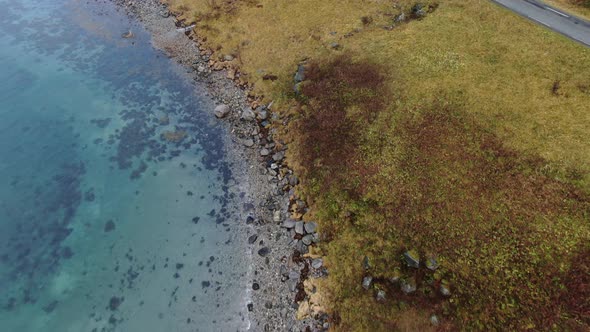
[545,7,570,18]
[535,19,553,29]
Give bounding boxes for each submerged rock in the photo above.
[248,234,258,244]
[104,220,116,232]
[258,247,271,257]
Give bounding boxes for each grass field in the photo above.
[165,0,590,330]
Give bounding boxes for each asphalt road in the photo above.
[491,0,590,47]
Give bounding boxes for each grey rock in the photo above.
[272,151,285,162]
[311,233,320,243]
[440,284,451,297]
[293,82,302,95]
[258,247,270,257]
[223,54,234,61]
[273,210,282,222]
[288,279,298,292]
[281,219,296,229]
[376,289,386,302]
[430,315,440,326]
[289,175,299,186]
[280,265,289,277]
[243,139,255,147]
[241,108,256,121]
[302,234,313,246]
[426,257,439,271]
[401,279,417,294]
[294,64,306,83]
[295,240,309,254]
[288,270,301,281]
[260,148,270,156]
[330,42,341,50]
[256,109,268,120]
[295,221,304,235]
[248,234,258,244]
[304,221,317,234]
[214,104,230,118]
[411,4,427,18]
[362,276,373,290]
[311,258,323,269]
[404,250,420,268]
[394,12,406,23]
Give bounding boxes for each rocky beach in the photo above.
[111,0,330,330]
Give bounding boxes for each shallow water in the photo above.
[0,0,251,331]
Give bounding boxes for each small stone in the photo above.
[248,234,258,244]
[258,247,270,257]
[252,282,260,290]
[301,234,313,246]
[280,265,289,277]
[241,108,256,121]
[362,276,373,290]
[288,279,298,292]
[304,221,317,234]
[246,216,255,224]
[404,250,420,268]
[289,175,299,186]
[214,104,230,118]
[401,279,417,294]
[288,270,300,281]
[426,257,439,271]
[376,290,386,302]
[394,12,406,23]
[272,151,285,162]
[294,64,306,83]
[273,210,282,223]
[440,284,451,297]
[243,139,255,147]
[330,42,341,50]
[121,30,134,39]
[256,108,268,120]
[295,221,304,235]
[281,219,296,229]
[247,303,253,312]
[223,54,234,61]
[260,148,270,156]
[311,258,323,269]
[311,233,320,244]
[430,315,440,326]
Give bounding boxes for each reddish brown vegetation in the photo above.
[295,55,386,197]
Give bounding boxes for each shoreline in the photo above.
[110,0,328,331]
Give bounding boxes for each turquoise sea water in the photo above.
[0,0,251,331]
